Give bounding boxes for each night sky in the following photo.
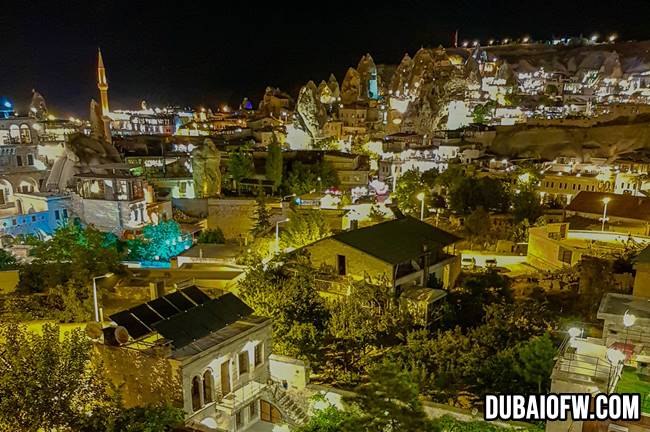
[2,0,650,117]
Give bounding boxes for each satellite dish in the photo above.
[85,322,103,340]
[114,326,130,345]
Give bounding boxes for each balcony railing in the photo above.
[214,380,266,414]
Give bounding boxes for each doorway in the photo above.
[220,360,231,395]
[260,400,282,424]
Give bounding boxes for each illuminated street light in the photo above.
[93,272,114,322]
[591,33,599,42]
[416,192,425,221]
[522,36,530,43]
[608,34,617,43]
[568,327,582,338]
[607,347,625,365]
[462,41,469,48]
[488,39,494,45]
[275,218,290,255]
[472,40,479,47]
[600,197,611,231]
[623,309,636,347]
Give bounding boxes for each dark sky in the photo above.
[2,0,650,117]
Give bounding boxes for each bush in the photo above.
[197,228,226,244]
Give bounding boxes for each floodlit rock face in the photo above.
[488,120,650,160]
[46,133,123,192]
[258,86,293,116]
[295,80,326,139]
[357,53,377,99]
[191,138,221,198]
[318,80,335,105]
[390,54,413,96]
[327,73,340,100]
[340,67,361,104]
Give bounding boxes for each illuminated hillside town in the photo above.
[8,2,650,431]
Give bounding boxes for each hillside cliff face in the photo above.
[488,121,650,160]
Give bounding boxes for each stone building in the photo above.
[99,287,309,431]
[302,216,461,296]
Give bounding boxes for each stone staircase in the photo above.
[266,382,309,427]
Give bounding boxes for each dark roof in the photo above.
[153,293,254,349]
[109,286,212,339]
[108,288,257,353]
[327,216,460,265]
[566,191,650,222]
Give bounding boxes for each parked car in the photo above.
[485,258,497,269]
[461,257,476,271]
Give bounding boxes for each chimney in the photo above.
[149,280,165,300]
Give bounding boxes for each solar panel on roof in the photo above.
[164,291,195,311]
[181,286,211,304]
[153,319,195,348]
[217,293,254,321]
[152,296,246,348]
[109,310,151,339]
[147,297,180,319]
[130,304,164,328]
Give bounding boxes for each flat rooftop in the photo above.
[597,292,650,323]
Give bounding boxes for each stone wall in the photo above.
[207,198,257,240]
[304,238,392,282]
[93,343,183,408]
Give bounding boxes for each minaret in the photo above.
[97,48,110,115]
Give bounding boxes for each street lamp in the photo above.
[92,272,114,322]
[623,309,636,347]
[600,197,611,231]
[416,192,425,221]
[275,218,290,255]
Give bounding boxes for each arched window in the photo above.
[19,125,31,143]
[191,376,202,412]
[203,370,214,404]
[9,125,19,141]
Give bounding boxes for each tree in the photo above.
[280,210,331,250]
[251,193,271,237]
[0,323,109,431]
[294,399,356,432]
[463,207,492,242]
[228,147,253,192]
[472,103,493,124]
[512,190,542,224]
[448,177,509,215]
[127,220,191,262]
[325,279,413,384]
[342,360,437,432]
[392,168,439,216]
[237,262,329,362]
[0,249,17,270]
[368,205,387,223]
[86,403,184,432]
[265,139,283,190]
[435,163,465,190]
[197,228,225,244]
[445,271,512,328]
[283,161,339,195]
[19,222,123,293]
[513,332,556,393]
